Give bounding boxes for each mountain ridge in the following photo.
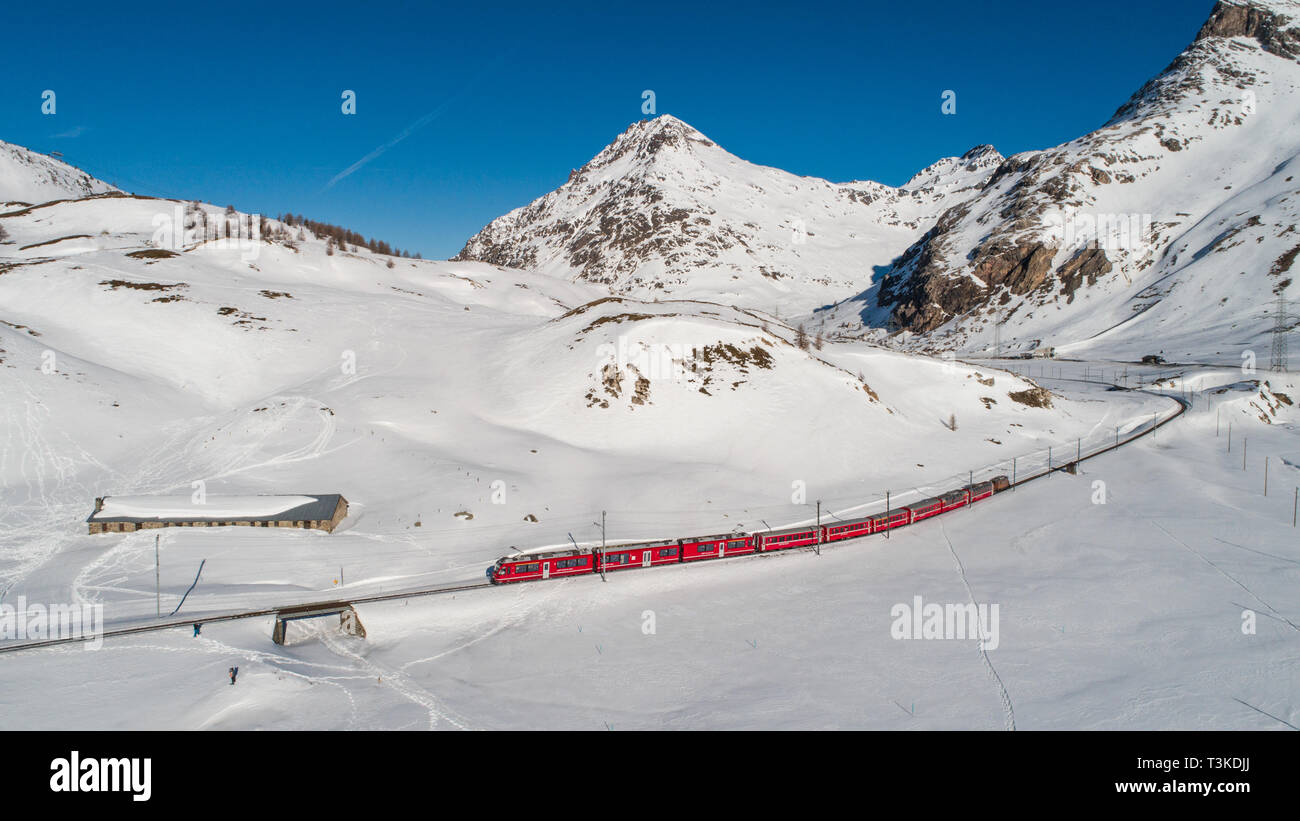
[454,115,1004,317]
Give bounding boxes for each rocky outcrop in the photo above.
[1195,0,1300,58]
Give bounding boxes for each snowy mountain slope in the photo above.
[819,0,1300,363]
[0,140,120,206]
[455,115,1003,317]
[0,155,1139,632]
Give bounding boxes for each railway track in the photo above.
[0,382,1188,657]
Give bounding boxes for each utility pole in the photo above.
[885,491,890,539]
[1270,292,1290,373]
[1049,446,1052,476]
[601,510,607,582]
[1265,456,1269,496]
[1012,457,1016,489]
[815,500,822,556]
[155,534,160,618]
[1243,439,1247,471]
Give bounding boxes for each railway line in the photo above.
[0,381,1188,656]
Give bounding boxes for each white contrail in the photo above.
[324,98,457,190]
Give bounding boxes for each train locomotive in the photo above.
[486,475,1011,584]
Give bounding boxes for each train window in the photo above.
[658,548,678,558]
[728,540,746,549]
[516,563,539,573]
[698,543,715,551]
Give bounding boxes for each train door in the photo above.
[642,550,651,568]
[542,562,550,580]
[718,541,726,557]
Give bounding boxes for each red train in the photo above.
[486,476,1011,584]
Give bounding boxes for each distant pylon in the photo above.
[1270,292,1290,373]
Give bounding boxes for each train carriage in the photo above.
[488,548,593,584]
[939,489,969,513]
[593,539,679,572]
[874,509,909,532]
[679,533,755,562]
[756,524,822,552]
[904,497,943,523]
[991,475,1012,493]
[965,480,995,502]
[824,516,875,543]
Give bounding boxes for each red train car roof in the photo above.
[763,524,820,537]
[680,533,747,543]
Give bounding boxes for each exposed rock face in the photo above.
[830,0,1300,359]
[1196,0,1300,57]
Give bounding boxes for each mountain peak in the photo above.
[960,144,1001,162]
[617,114,716,156]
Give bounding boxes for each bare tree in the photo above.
[795,323,809,350]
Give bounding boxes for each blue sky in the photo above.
[4,0,1214,259]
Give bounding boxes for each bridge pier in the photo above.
[340,606,366,638]
[271,602,366,645]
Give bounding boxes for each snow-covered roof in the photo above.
[87,494,345,523]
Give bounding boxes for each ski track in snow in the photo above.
[318,628,475,731]
[0,384,118,600]
[399,583,563,673]
[1152,520,1300,634]
[939,520,1017,731]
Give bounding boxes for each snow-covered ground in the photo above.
[1,371,1294,730]
[2,40,1297,728]
[1,184,1146,632]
